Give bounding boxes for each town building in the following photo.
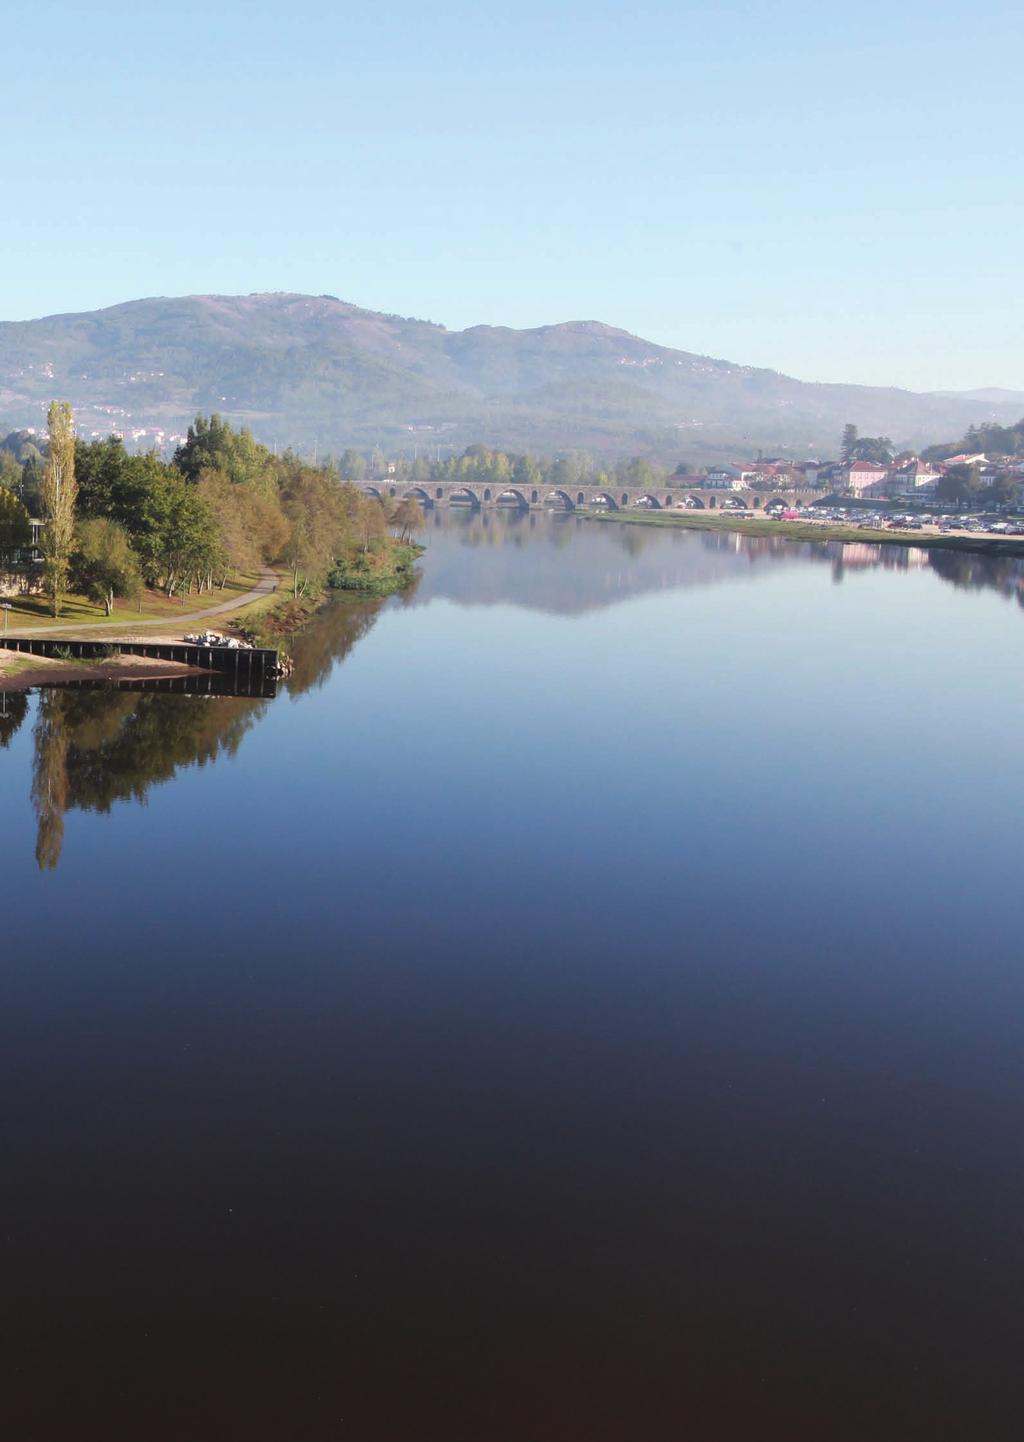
[840,460,889,496]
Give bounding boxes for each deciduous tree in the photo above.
[0,487,31,556]
[72,518,142,615]
[40,401,78,616]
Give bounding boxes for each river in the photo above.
[2,510,1022,1439]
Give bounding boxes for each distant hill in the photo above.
[0,292,1020,462]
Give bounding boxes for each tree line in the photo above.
[347,442,683,494]
[1,407,421,617]
[922,418,1024,463]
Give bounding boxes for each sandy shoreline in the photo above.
[0,648,205,692]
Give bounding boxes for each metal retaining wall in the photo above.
[1,637,280,699]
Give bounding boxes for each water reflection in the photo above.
[3,510,1024,1439]
[0,688,29,747]
[29,689,262,870]
[6,515,1023,870]
[19,589,404,869]
[415,509,1024,612]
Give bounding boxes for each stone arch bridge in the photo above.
[363,482,821,513]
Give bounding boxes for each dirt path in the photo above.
[3,568,278,639]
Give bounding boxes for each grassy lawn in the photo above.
[1,570,266,633]
[217,571,290,629]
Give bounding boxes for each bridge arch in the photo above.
[543,489,574,510]
[403,486,433,505]
[590,492,618,509]
[686,495,705,509]
[708,495,717,508]
[496,488,529,508]
[449,486,481,507]
[483,488,492,502]
[363,485,383,499]
[531,489,539,504]
[664,494,676,508]
[621,493,629,507]
[633,494,662,509]
[577,491,586,507]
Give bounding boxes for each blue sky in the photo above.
[2,0,1021,391]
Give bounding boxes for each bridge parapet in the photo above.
[362,482,822,513]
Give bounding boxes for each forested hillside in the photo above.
[0,293,1020,462]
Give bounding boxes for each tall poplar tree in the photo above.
[41,400,78,616]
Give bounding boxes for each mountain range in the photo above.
[0,292,1019,462]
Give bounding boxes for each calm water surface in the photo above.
[2,512,1022,1440]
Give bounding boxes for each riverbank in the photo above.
[328,540,424,595]
[0,647,205,693]
[0,539,424,684]
[580,508,1024,558]
[236,540,424,648]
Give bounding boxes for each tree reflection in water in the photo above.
[23,583,409,870]
[30,689,260,870]
[14,525,1024,872]
[0,689,29,749]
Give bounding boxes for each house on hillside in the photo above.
[943,453,988,467]
[840,460,889,496]
[886,460,941,495]
[793,461,823,488]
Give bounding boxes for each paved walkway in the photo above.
[3,568,278,638]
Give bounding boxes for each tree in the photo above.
[852,435,894,464]
[983,473,1017,507]
[617,456,667,489]
[512,454,542,491]
[353,492,388,554]
[935,463,980,506]
[20,454,43,512]
[72,519,142,615]
[392,497,424,542]
[550,454,584,489]
[40,400,78,617]
[841,424,858,464]
[278,463,355,594]
[0,487,31,557]
[135,471,221,595]
[0,451,22,492]
[173,413,276,494]
[340,449,367,482]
